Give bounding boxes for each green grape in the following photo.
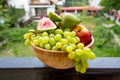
[32,39,39,46]
[80,67,87,73]
[66,46,73,52]
[63,31,71,37]
[75,37,80,43]
[75,63,82,72]
[88,52,96,60]
[60,39,68,45]
[39,42,46,48]
[82,62,88,68]
[75,49,83,56]
[49,37,56,46]
[45,43,51,50]
[30,34,36,40]
[55,29,63,34]
[37,33,42,36]
[55,42,62,48]
[35,36,40,39]
[80,54,88,63]
[64,28,70,31]
[70,44,76,50]
[68,51,76,59]
[74,56,81,62]
[54,34,62,41]
[61,45,67,51]
[52,46,58,51]
[25,39,30,47]
[66,36,72,42]
[38,37,43,43]
[42,36,49,43]
[83,47,91,55]
[77,43,84,49]
[42,32,48,36]
[23,33,29,39]
[74,61,79,66]
[28,29,35,33]
[49,34,54,37]
[29,32,33,36]
[71,38,77,44]
[23,33,32,39]
[71,31,76,37]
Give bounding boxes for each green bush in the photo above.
[92,25,113,47]
[0,21,37,42]
[65,0,88,7]
[0,29,10,41]
[0,23,10,30]
[8,27,28,42]
[111,25,120,37]
[9,22,37,42]
[92,16,107,25]
[0,4,25,29]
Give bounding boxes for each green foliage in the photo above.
[0,42,35,57]
[92,16,108,25]
[0,23,10,30]
[0,21,37,42]
[100,0,120,11]
[0,27,27,42]
[0,22,37,57]
[4,6,25,27]
[65,0,88,7]
[0,30,9,41]
[92,25,120,57]
[8,22,37,42]
[92,25,113,47]
[8,27,28,42]
[0,0,25,29]
[0,34,5,41]
[111,25,120,37]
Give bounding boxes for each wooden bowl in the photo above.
[31,37,94,69]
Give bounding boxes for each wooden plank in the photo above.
[0,57,120,80]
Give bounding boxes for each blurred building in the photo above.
[7,0,103,21]
[61,6,102,16]
[8,0,66,21]
[89,0,101,8]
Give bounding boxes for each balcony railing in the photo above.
[0,57,120,80]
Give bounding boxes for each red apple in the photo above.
[73,24,92,46]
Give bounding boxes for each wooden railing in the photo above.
[0,57,120,80]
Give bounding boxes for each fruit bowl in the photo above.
[31,36,94,69]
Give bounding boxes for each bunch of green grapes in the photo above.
[67,43,96,73]
[24,29,78,50]
[23,28,96,73]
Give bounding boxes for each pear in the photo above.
[60,13,81,28]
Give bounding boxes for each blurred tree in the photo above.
[0,0,25,29]
[100,0,120,12]
[65,0,88,7]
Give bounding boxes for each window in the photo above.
[35,8,47,17]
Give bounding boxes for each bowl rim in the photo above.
[31,36,94,53]
[85,36,94,48]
